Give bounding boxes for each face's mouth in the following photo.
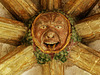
[44,42,59,50]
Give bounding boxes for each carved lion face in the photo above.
[32,12,71,53]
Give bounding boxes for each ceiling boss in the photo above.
[22,10,81,64]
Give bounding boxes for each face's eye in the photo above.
[55,25,62,29]
[40,25,47,29]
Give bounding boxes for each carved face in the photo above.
[32,12,71,53]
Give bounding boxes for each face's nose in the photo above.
[43,30,60,43]
[46,31,55,39]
